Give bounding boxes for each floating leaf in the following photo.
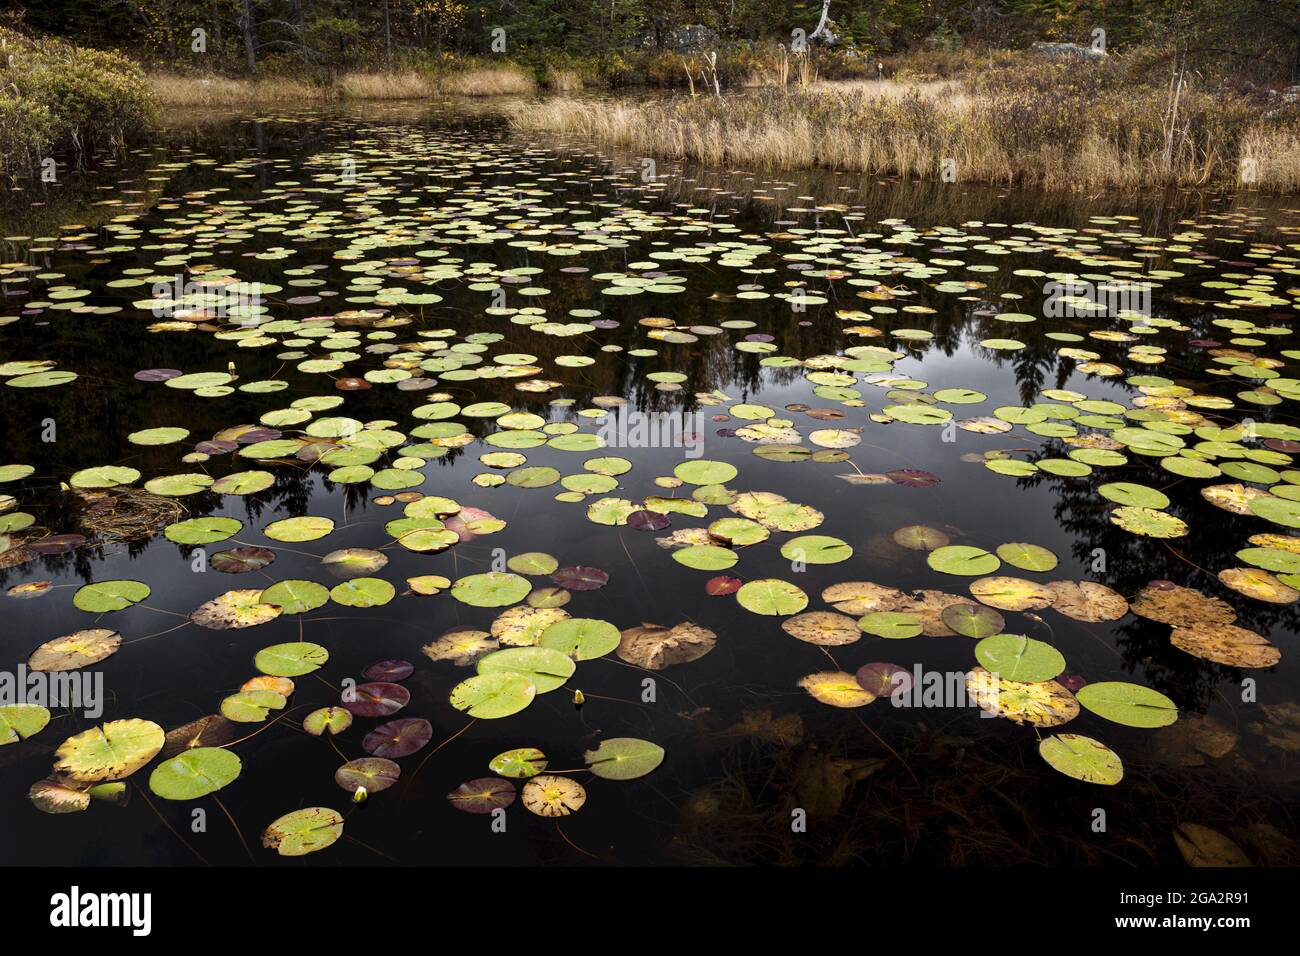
[449,673,536,718]
[927,546,1000,576]
[264,516,334,542]
[477,647,576,693]
[148,748,241,800]
[1170,623,1280,668]
[939,603,1003,638]
[974,634,1066,682]
[261,580,329,615]
[303,707,353,736]
[343,682,409,718]
[191,589,283,629]
[451,572,531,607]
[994,542,1058,573]
[1039,734,1123,785]
[448,777,518,813]
[211,547,275,573]
[490,747,548,778]
[617,622,717,667]
[363,718,432,758]
[799,671,876,707]
[73,579,150,613]
[781,535,853,565]
[255,641,329,677]
[521,774,586,817]
[262,807,344,856]
[736,579,808,616]
[221,690,287,723]
[28,628,119,672]
[965,669,1078,727]
[54,719,164,781]
[1076,681,1178,728]
[584,737,665,780]
[164,517,242,545]
[0,704,50,745]
[538,618,621,660]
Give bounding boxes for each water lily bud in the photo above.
[572,689,585,710]
[352,785,368,804]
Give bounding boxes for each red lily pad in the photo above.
[343,682,410,717]
[628,510,670,531]
[446,777,517,814]
[134,368,183,382]
[705,576,743,596]
[363,659,413,681]
[551,566,609,591]
[210,547,276,573]
[886,469,940,488]
[28,535,86,555]
[335,757,400,794]
[362,718,432,758]
[856,662,913,697]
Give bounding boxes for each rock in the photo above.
[1031,41,1106,62]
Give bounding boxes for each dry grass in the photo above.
[438,66,536,97]
[149,73,325,107]
[149,67,536,106]
[545,69,585,93]
[1241,127,1300,191]
[511,75,1300,191]
[339,71,435,99]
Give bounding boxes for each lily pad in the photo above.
[148,748,241,800]
[1076,681,1178,728]
[584,737,665,780]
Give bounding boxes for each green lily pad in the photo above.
[974,634,1066,682]
[73,580,151,613]
[674,460,738,485]
[927,546,1000,576]
[451,572,531,608]
[736,579,808,616]
[477,647,575,693]
[261,580,329,615]
[0,704,51,745]
[330,578,395,608]
[538,618,621,660]
[54,719,164,782]
[164,517,243,545]
[1076,681,1178,728]
[584,737,665,780]
[262,807,344,857]
[780,535,853,565]
[449,672,537,718]
[255,641,329,677]
[1038,734,1123,785]
[148,747,241,800]
[994,542,1058,573]
[490,747,548,778]
[264,516,334,542]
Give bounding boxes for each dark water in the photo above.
[2,101,1299,867]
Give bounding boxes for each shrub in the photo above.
[0,91,55,177]
[0,27,156,171]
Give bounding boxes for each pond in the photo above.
[2,100,1299,867]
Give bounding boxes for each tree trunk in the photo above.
[810,0,832,40]
[239,0,257,74]
[382,0,393,66]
